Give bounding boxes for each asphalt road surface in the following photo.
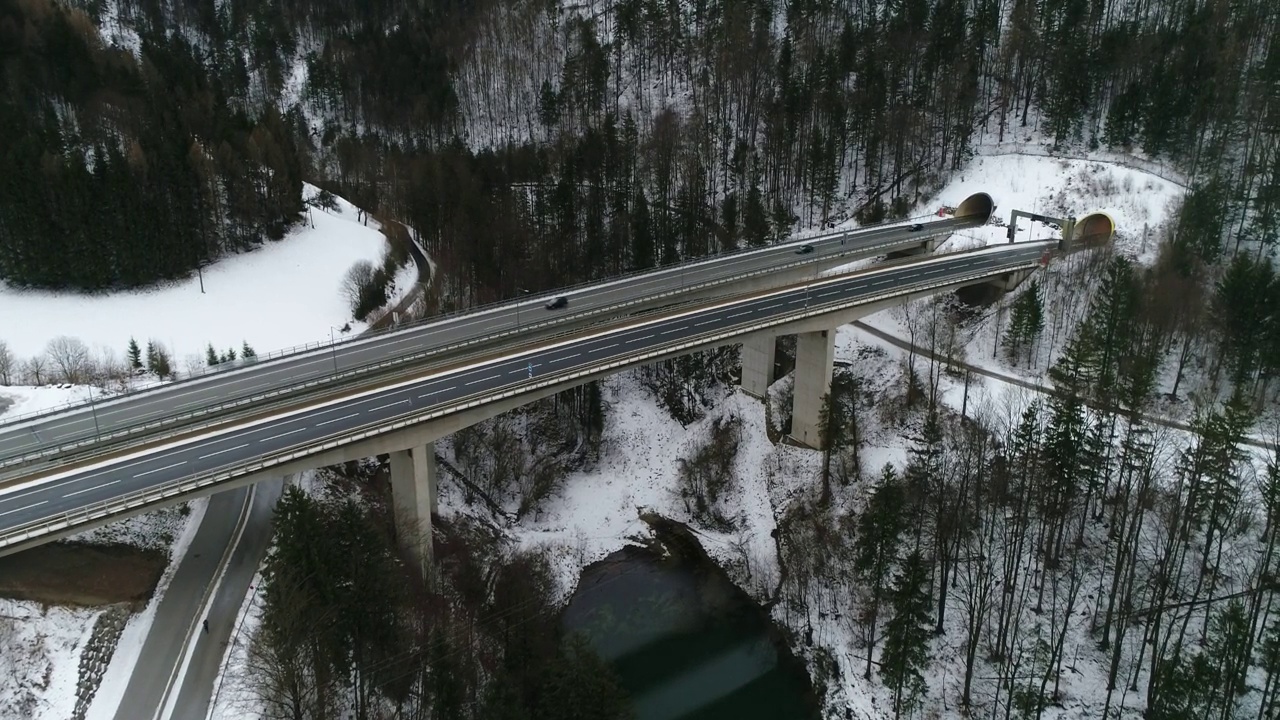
[111,486,251,720]
[0,216,978,466]
[0,242,1048,543]
[169,477,284,720]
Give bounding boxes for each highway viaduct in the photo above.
[0,197,1114,566]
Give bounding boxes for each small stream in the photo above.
[563,518,818,720]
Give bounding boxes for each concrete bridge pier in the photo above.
[389,443,438,566]
[740,332,776,398]
[790,329,836,449]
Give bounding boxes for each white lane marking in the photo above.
[598,343,620,351]
[258,428,307,443]
[418,388,449,399]
[465,375,500,386]
[636,334,654,341]
[659,326,685,335]
[550,353,582,363]
[135,461,187,478]
[872,279,892,286]
[199,443,250,459]
[64,480,120,498]
[367,399,410,413]
[317,413,358,426]
[175,398,212,410]
[0,500,47,517]
[727,310,753,319]
[694,318,718,326]
[817,290,841,298]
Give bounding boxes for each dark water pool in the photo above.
[563,543,817,720]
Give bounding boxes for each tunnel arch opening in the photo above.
[954,192,996,224]
[1070,212,1115,250]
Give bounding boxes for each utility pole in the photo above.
[87,386,101,439]
[515,288,531,332]
[329,328,339,374]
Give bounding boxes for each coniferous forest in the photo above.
[9,0,1280,718]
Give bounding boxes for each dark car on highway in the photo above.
[545,296,569,310]
[794,245,814,255]
[909,223,924,232]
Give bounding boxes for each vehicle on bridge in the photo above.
[794,245,814,255]
[545,296,569,310]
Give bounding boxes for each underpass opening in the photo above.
[1069,212,1115,250]
[954,192,996,224]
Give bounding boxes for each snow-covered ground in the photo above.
[0,183,410,365]
[0,599,100,720]
[929,153,1185,263]
[0,384,91,421]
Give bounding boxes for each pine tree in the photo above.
[743,183,770,247]
[145,341,159,376]
[153,346,172,379]
[1259,616,1280,719]
[1003,280,1044,364]
[242,341,257,359]
[206,343,220,367]
[126,337,142,371]
[1205,600,1251,716]
[855,465,908,679]
[880,550,932,717]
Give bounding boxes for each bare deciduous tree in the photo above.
[46,336,90,384]
[94,345,123,386]
[23,354,48,385]
[0,341,13,385]
[340,260,377,317]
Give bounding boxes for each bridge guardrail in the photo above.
[0,214,967,430]
[0,247,1047,550]
[0,230,970,472]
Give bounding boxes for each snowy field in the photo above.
[0,384,90,420]
[0,183,413,364]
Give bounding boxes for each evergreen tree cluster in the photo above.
[22,0,1280,306]
[253,486,631,719]
[0,0,304,290]
[771,266,1280,717]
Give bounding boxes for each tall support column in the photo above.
[791,329,836,449]
[389,442,437,566]
[740,332,776,398]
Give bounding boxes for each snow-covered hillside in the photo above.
[0,183,415,365]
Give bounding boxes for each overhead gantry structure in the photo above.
[1006,209,1116,252]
